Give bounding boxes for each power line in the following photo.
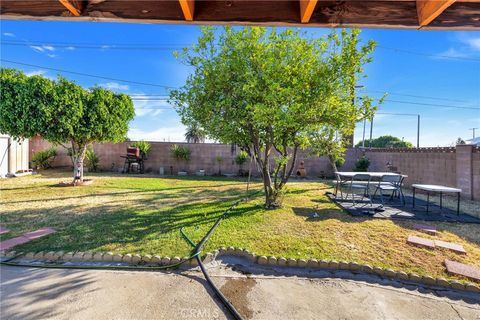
[0,59,177,89]
[1,59,478,111]
[364,89,468,103]
[382,99,479,110]
[377,45,480,62]
[1,41,185,51]
[4,39,479,62]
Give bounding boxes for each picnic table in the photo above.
[334,172,407,204]
[412,184,462,215]
[336,172,406,179]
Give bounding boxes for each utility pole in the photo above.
[469,127,478,139]
[353,85,365,147]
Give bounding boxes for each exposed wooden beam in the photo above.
[58,0,81,17]
[299,0,318,23]
[179,0,195,21]
[416,0,456,27]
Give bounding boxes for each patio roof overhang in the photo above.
[1,0,479,30]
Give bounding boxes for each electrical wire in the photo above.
[0,59,177,89]
[2,59,478,111]
[376,45,480,62]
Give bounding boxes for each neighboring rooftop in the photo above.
[1,0,479,30]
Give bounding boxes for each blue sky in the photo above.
[1,20,479,146]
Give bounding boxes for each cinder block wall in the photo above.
[29,137,479,200]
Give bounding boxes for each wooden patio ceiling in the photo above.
[1,0,479,30]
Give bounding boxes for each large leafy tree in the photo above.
[356,135,413,148]
[0,68,135,183]
[170,27,378,208]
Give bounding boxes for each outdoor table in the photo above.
[336,172,405,179]
[412,184,462,215]
[334,172,407,201]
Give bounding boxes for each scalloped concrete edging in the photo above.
[2,248,479,293]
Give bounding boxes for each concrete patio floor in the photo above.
[1,264,479,320]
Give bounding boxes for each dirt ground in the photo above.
[1,260,479,320]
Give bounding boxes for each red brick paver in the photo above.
[445,260,480,282]
[407,235,435,249]
[412,224,437,235]
[23,228,56,240]
[434,240,466,254]
[0,236,30,250]
[0,228,56,251]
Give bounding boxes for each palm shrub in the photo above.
[131,140,151,159]
[171,144,191,172]
[32,148,57,169]
[234,150,249,176]
[85,146,100,172]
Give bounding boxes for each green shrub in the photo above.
[131,140,151,158]
[234,151,248,166]
[354,156,370,172]
[85,146,100,172]
[335,157,345,168]
[171,144,191,161]
[32,148,57,169]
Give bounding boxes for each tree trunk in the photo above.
[72,144,87,184]
[261,165,281,209]
[329,155,338,173]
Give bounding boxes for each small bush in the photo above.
[171,144,191,161]
[234,150,249,166]
[131,140,151,158]
[354,156,370,172]
[85,146,100,172]
[32,148,57,169]
[335,157,345,168]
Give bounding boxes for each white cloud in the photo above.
[66,46,76,51]
[133,97,171,117]
[43,45,55,51]
[30,45,45,52]
[47,54,57,58]
[460,34,480,51]
[100,82,130,91]
[433,48,469,60]
[128,125,187,142]
[29,45,56,52]
[25,70,46,77]
[2,32,15,37]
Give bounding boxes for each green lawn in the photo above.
[1,170,479,282]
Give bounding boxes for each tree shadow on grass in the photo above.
[5,187,262,255]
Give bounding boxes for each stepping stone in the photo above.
[0,226,10,235]
[23,228,56,240]
[413,224,437,235]
[0,236,30,251]
[445,260,480,282]
[407,235,435,249]
[434,240,466,254]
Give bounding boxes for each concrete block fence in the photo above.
[29,137,479,200]
[3,249,479,293]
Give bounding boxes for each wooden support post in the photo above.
[179,0,195,21]
[416,0,456,27]
[58,0,82,16]
[299,0,318,23]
